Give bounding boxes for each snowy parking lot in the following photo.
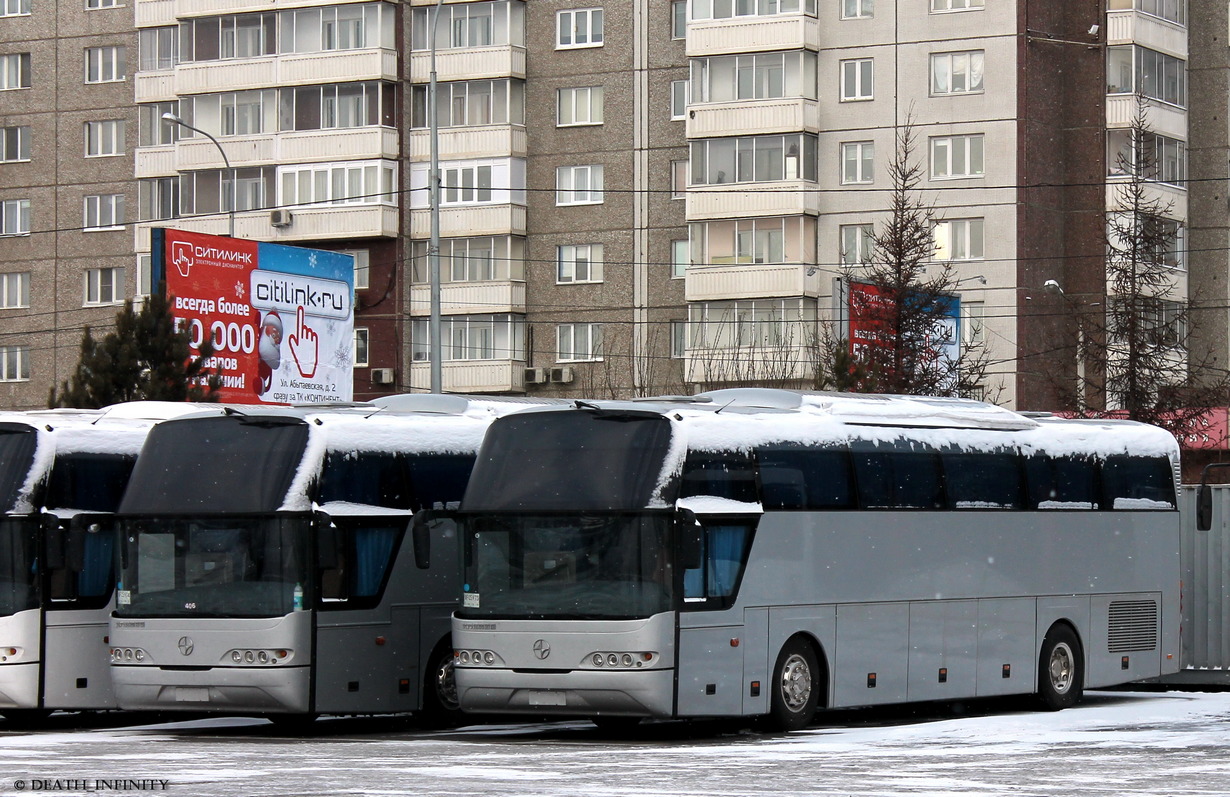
[1,690,1229,796]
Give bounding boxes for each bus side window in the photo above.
[1102,455,1176,510]
[853,451,944,509]
[1025,455,1099,509]
[683,524,752,603]
[407,454,475,510]
[943,452,1024,509]
[757,447,855,510]
[680,451,758,503]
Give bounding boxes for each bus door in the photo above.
[312,514,420,715]
[675,515,762,718]
[42,513,117,709]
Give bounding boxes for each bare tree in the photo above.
[1058,95,1230,435]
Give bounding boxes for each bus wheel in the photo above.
[1037,624,1084,711]
[767,638,819,732]
[420,645,462,728]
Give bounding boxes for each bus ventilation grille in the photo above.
[1108,600,1158,652]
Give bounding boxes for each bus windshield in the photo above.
[458,512,674,620]
[0,518,38,618]
[464,410,674,511]
[116,515,311,618]
[0,424,38,513]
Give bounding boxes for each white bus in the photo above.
[0,402,215,723]
[443,389,1182,731]
[108,394,543,725]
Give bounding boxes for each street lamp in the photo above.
[161,112,236,239]
[1045,279,1102,413]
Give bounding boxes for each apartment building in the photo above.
[0,0,1191,413]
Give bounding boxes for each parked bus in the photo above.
[108,394,543,725]
[441,389,1182,731]
[0,402,213,722]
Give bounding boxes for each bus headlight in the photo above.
[454,649,502,667]
[584,651,657,669]
[223,649,290,666]
[109,647,149,664]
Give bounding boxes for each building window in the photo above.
[672,239,689,278]
[411,1,521,51]
[85,267,124,305]
[841,141,874,184]
[671,160,688,199]
[178,13,278,62]
[1,0,31,16]
[670,320,687,357]
[85,120,125,157]
[139,27,177,71]
[1114,0,1184,25]
[691,134,818,185]
[340,249,370,290]
[556,164,603,205]
[279,160,397,207]
[85,0,119,8]
[692,215,816,266]
[842,0,873,19]
[412,236,525,283]
[557,86,603,126]
[840,223,874,266]
[412,79,524,128]
[0,346,29,382]
[691,51,818,103]
[689,298,815,350]
[1107,46,1186,107]
[933,218,984,260]
[84,194,124,230]
[278,82,395,132]
[930,133,984,179]
[139,102,179,146]
[557,8,603,49]
[136,253,152,296]
[138,177,179,221]
[962,301,985,347]
[1,125,30,162]
[672,0,687,38]
[412,314,526,362]
[85,46,126,83]
[179,167,273,214]
[0,199,30,236]
[0,53,31,90]
[931,51,984,95]
[1,272,30,308]
[354,328,369,367]
[441,165,493,204]
[558,323,602,362]
[691,0,819,20]
[671,80,688,120]
[931,0,983,10]
[557,244,603,284]
[840,58,873,101]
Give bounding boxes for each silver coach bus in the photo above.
[0,403,215,722]
[108,395,536,726]
[441,389,1182,731]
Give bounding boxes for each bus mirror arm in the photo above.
[676,508,703,570]
[1195,463,1230,531]
[43,517,66,571]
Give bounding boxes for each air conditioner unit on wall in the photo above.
[270,209,293,227]
[371,368,395,385]
[550,366,575,384]
[524,367,548,385]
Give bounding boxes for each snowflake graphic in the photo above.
[234,281,245,299]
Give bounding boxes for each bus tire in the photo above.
[766,637,820,732]
[1037,623,1084,711]
[420,643,462,728]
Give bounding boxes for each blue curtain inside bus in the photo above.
[684,525,750,598]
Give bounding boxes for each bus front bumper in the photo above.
[111,665,311,714]
[0,662,40,710]
[455,666,675,718]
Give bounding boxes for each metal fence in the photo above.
[1168,486,1230,686]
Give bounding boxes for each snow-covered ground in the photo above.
[2,690,1229,796]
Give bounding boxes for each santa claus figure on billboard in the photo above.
[255,310,283,397]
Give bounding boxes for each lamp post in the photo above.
[1045,279,1101,414]
[427,0,445,394]
[161,113,236,239]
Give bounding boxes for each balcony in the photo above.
[134,70,176,103]
[686,181,820,221]
[134,204,399,250]
[1107,9,1187,58]
[407,126,527,160]
[408,360,526,394]
[687,14,820,57]
[687,98,820,139]
[408,280,526,317]
[685,263,821,302]
[135,0,175,27]
[136,128,399,177]
[1105,179,1187,220]
[174,0,278,18]
[683,345,813,384]
[409,203,527,238]
[408,46,526,83]
[1105,95,1185,140]
[175,49,397,95]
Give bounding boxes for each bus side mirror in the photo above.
[676,508,703,570]
[410,509,452,570]
[44,519,66,570]
[1197,483,1213,531]
[315,515,339,570]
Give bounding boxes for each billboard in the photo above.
[847,280,961,373]
[152,229,355,405]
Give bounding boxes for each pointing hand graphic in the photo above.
[288,306,319,379]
